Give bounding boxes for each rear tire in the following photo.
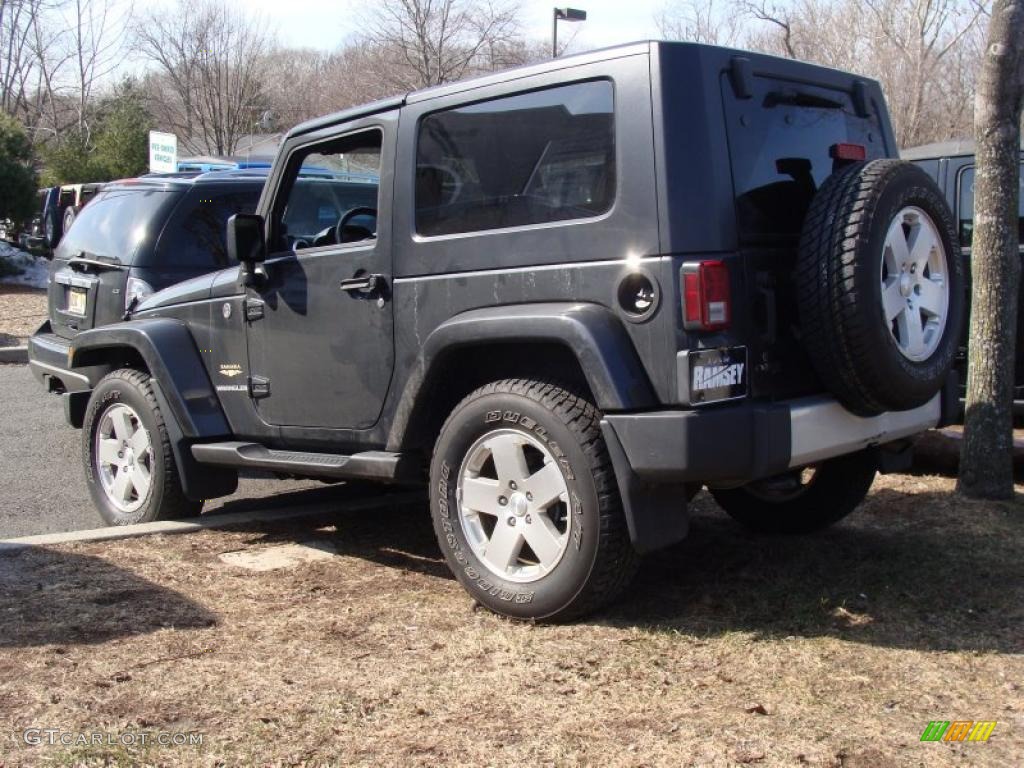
[429,379,638,621]
[710,450,877,535]
[83,369,202,526]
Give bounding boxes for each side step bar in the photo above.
[191,442,419,483]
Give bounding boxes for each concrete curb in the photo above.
[0,490,425,552]
[0,345,27,364]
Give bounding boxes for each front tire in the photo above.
[709,450,877,535]
[429,379,637,621]
[83,369,202,525]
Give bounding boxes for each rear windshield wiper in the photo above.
[763,90,845,110]
[68,252,124,272]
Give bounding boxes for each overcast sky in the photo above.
[242,0,666,53]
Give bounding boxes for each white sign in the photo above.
[148,131,178,174]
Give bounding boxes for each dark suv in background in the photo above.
[904,140,1024,414]
[32,168,382,379]
[31,171,266,365]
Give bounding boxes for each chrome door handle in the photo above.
[339,274,384,294]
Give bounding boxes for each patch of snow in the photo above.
[0,243,50,290]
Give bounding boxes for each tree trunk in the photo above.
[958,0,1024,499]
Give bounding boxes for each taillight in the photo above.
[681,260,731,331]
[829,142,867,161]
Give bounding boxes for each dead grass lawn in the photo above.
[0,285,47,345]
[0,474,1022,767]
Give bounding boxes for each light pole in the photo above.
[552,7,587,58]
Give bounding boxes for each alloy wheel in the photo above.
[94,403,153,514]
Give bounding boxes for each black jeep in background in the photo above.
[31,42,966,622]
[903,140,1024,415]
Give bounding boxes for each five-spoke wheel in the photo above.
[880,206,950,362]
[95,403,153,514]
[457,429,571,583]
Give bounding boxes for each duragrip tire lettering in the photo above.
[436,459,536,604]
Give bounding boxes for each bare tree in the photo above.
[657,0,744,45]
[959,0,1024,499]
[135,0,271,155]
[740,0,798,57]
[739,0,990,147]
[63,0,129,141]
[0,0,45,118]
[27,5,68,136]
[359,0,523,90]
[862,0,988,146]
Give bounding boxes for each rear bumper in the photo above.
[600,386,951,554]
[28,323,94,428]
[602,393,942,488]
[27,323,90,393]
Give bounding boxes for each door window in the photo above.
[272,131,382,252]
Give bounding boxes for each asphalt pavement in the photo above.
[0,363,349,538]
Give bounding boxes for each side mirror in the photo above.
[227,213,266,264]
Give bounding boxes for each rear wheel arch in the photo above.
[393,340,596,454]
[386,303,659,454]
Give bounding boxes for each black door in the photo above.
[245,122,396,430]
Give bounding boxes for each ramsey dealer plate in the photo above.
[680,346,748,405]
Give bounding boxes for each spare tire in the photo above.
[43,206,62,249]
[63,205,78,234]
[796,159,965,416]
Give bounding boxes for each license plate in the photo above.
[685,346,748,405]
[67,287,87,316]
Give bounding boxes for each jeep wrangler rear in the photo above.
[31,42,964,621]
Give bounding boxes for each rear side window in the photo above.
[151,186,263,269]
[722,76,886,241]
[55,188,181,262]
[957,164,1024,247]
[415,80,616,237]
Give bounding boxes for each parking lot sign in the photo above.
[149,131,177,173]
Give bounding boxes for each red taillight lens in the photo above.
[681,260,731,331]
[682,271,702,325]
[829,142,867,161]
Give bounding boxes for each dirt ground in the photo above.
[0,473,1021,767]
[0,284,47,345]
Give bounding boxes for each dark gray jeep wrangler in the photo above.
[30,42,965,621]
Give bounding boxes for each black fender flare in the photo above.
[69,319,236,501]
[387,302,657,449]
[70,318,229,438]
